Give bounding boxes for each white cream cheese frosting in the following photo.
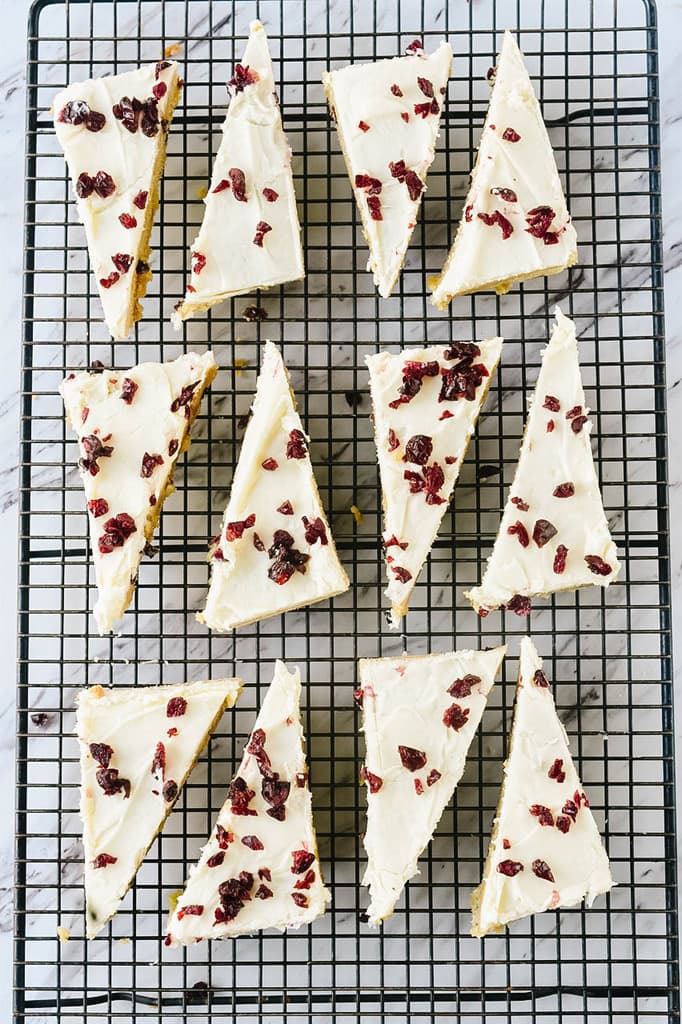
[199,342,349,631]
[60,351,217,634]
[77,677,243,939]
[367,339,503,625]
[52,60,181,339]
[166,661,330,944]
[323,39,452,298]
[430,31,577,307]
[471,637,613,936]
[465,308,620,617]
[173,21,304,325]
[358,646,506,925]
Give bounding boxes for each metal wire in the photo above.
[15,0,677,1021]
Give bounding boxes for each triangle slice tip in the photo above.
[471,637,613,937]
[359,646,506,925]
[78,677,242,939]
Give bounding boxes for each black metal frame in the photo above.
[15,0,677,1021]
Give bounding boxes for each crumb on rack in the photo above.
[164,42,182,58]
[233,358,248,375]
[350,505,364,525]
[57,925,70,943]
[196,186,207,200]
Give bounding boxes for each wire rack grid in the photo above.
[16,0,676,1021]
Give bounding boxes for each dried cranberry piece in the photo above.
[253,533,265,552]
[151,741,166,779]
[291,892,308,908]
[229,776,257,815]
[99,272,120,289]
[384,535,408,550]
[543,231,560,245]
[439,361,489,403]
[267,529,309,584]
[354,174,382,195]
[510,496,529,512]
[553,544,568,574]
[262,187,279,202]
[255,884,273,899]
[417,76,434,97]
[508,521,530,547]
[192,251,206,275]
[241,834,264,850]
[162,779,178,802]
[141,452,164,478]
[571,415,588,434]
[113,95,142,133]
[262,777,290,821]
[216,824,233,849]
[543,395,560,412]
[477,210,514,239]
[414,778,425,795]
[562,798,579,822]
[532,518,557,548]
[556,815,570,834]
[292,850,315,874]
[166,697,187,718]
[225,514,256,541]
[585,555,613,576]
[533,669,550,688]
[120,377,138,404]
[491,186,518,203]
[502,127,521,142]
[76,172,94,198]
[88,498,109,518]
[358,120,370,132]
[404,434,433,466]
[170,380,199,418]
[261,457,278,471]
[398,745,427,771]
[212,179,230,194]
[111,253,133,274]
[89,742,113,767]
[548,758,566,783]
[360,765,383,793]
[79,434,114,476]
[547,420,555,433]
[507,594,532,616]
[277,501,293,515]
[215,872,254,924]
[401,112,410,122]
[497,859,523,876]
[388,359,439,408]
[532,859,555,882]
[465,204,473,222]
[414,100,436,118]
[93,171,115,197]
[553,482,575,498]
[295,868,316,890]
[92,853,117,869]
[258,867,272,881]
[448,674,479,698]
[98,512,136,553]
[177,904,204,921]
[133,190,148,209]
[406,39,423,53]
[390,83,403,96]
[530,803,554,827]
[205,850,225,870]
[302,515,328,546]
[59,100,106,131]
[228,63,258,92]
[96,767,131,798]
[228,167,247,201]
[140,97,160,137]
[168,439,179,456]
[443,342,481,362]
[443,704,470,731]
[253,220,272,247]
[152,81,167,100]
[387,428,400,451]
[366,195,382,220]
[286,429,308,459]
[390,565,412,584]
[426,769,441,787]
[526,206,555,239]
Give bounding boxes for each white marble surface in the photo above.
[1,0,681,1020]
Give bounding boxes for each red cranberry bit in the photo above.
[585,555,613,577]
[286,429,308,459]
[562,798,579,822]
[89,742,113,767]
[112,252,133,274]
[262,187,279,202]
[544,232,560,245]
[177,904,204,920]
[261,457,279,471]
[58,100,106,132]
[141,452,164,478]
[228,63,258,92]
[353,688,363,707]
[566,405,582,420]
[384,534,408,550]
[571,415,588,434]
[291,892,309,908]
[507,594,532,617]
[262,776,291,821]
[533,518,557,548]
[215,872,254,924]
[533,669,550,688]
[511,496,529,512]
[448,674,479,698]
[401,112,410,122]
[167,726,177,737]
[295,868,316,890]
[277,501,293,515]
[388,160,424,201]
[398,745,427,772]
[406,39,423,53]
[162,779,178,802]
[295,772,307,788]
[354,174,382,196]
[212,178,230,194]
[253,220,272,247]
[548,758,566,784]
[92,852,117,869]
[502,127,521,142]
[241,834,264,851]
[491,186,518,203]
[170,380,199,418]
[403,462,446,505]
[532,859,555,882]
[464,203,474,222]
[152,81,167,100]
[389,359,439,409]
[404,434,433,466]
[417,76,434,97]
[553,544,568,574]
[543,395,561,412]
[151,741,166,779]
[216,824,233,850]
[225,513,256,541]
[526,205,556,239]
[76,172,94,198]
[96,767,131,798]
[88,498,109,518]
[133,190,148,209]
[444,342,481,362]
[253,533,265,552]
[414,101,435,118]
[228,167,247,201]
[366,195,382,220]
[255,884,273,899]
[426,769,441,787]
[120,377,138,404]
[267,529,309,584]
[507,521,530,548]
[443,704,470,731]
[497,859,524,877]
[477,210,514,239]
[358,120,370,132]
[390,83,403,97]
[439,360,489,403]
[168,439,179,456]
[391,565,412,584]
[80,434,114,476]
[229,776,257,816]
[547,419,555,433]
[414,778,425,795]
[99,272,120,289]
[502,838,511,850]
[192,251,206,275]
[360,766,383,793]
[166,697,187,718]
[258,867,272,881]
[303,515,328,546]
[553,482,575,498]
[387,428,400,451]
[556,815,570,834]
[291,850,315,874]
[530,803,554,827]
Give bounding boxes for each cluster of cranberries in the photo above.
[112,95,160,138]
[90,741,131,799]
[58,100,105,132]
[247,728,292,821]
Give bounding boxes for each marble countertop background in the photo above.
[1,0,680,1019]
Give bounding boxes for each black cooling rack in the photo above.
[16,0,677,1021]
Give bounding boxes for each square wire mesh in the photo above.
[16,0,677,1021]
